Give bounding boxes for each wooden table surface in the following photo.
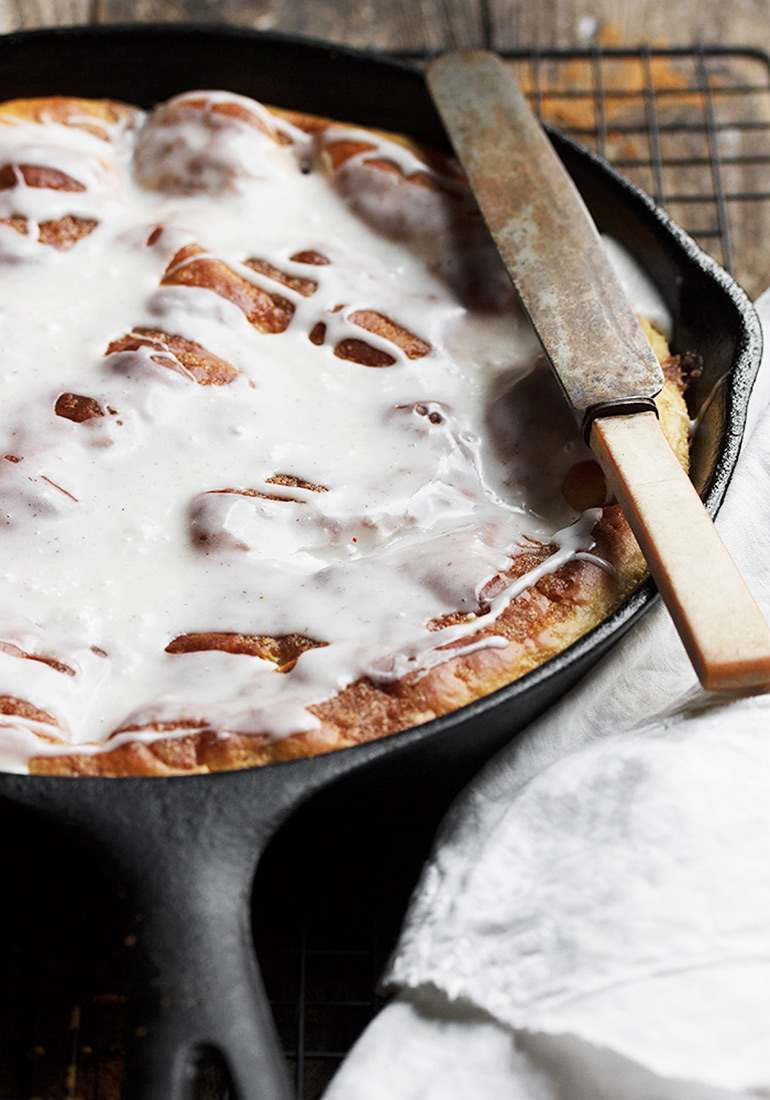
[1,3,770,1100]
[0,0,768,51]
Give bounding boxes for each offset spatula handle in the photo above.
[591,412,770,691]
[427,49,770,692]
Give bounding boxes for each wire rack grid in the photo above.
[3,44,770,1100]
[508,44,770,298]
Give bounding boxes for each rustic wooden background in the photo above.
[0,0,768,49]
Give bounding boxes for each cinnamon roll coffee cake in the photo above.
[0,91,689,775]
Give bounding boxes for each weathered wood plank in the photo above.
[0,0,93,31]
[94,0,273,30]
[95,0,486,50]
[263,0,486,50]
[489,0,770,50]
[6,0,770,53]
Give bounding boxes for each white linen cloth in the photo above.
[324,290,770,1100]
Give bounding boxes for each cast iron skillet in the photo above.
[0,23,761,1100]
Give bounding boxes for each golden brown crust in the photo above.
[308,305,432,367]
[0,97,139,257]
[0,212,99,250]
[164,632,327,671]
[271,105,464,184]
[1,696,62,728]
[0,96,140,137]
[161,243,295,334]
[243,256,320,298]
[106,326,240,386]
[344,310,431,361]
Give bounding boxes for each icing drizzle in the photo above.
[0,91,668,772]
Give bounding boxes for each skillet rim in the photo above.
[0,20,760,786]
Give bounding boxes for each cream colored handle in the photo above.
[590,411,770,692]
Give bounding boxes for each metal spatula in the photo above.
[427,49,770,692]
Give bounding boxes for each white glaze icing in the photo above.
[0,91,669,772]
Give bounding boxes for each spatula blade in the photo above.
[427,49,664,432]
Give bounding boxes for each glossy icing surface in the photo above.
[0,92,668,772]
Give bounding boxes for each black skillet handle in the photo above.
[120,822,292,1100]
[0,763,355,1100]
[68,767,303,1100]
[0,743,393,1099]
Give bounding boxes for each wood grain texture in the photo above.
[94,0,275,29]
[0,0,94,31]
[95,0,486,49]
[591,412,770,691]
[488,0,770,49]
[2,0,770,52]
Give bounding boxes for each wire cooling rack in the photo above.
[506,44,770,299]
[3,45,770,1100]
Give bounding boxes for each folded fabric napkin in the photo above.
[325,290,770,1100]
